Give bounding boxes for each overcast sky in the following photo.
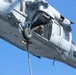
[0,0,76,75]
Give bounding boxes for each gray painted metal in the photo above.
[0,0,76,69]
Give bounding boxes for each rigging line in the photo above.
[28,52,32,75]
[26,42,33,75]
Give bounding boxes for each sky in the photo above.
[0,0,76,75]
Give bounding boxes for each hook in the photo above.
[53,57,55,66]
